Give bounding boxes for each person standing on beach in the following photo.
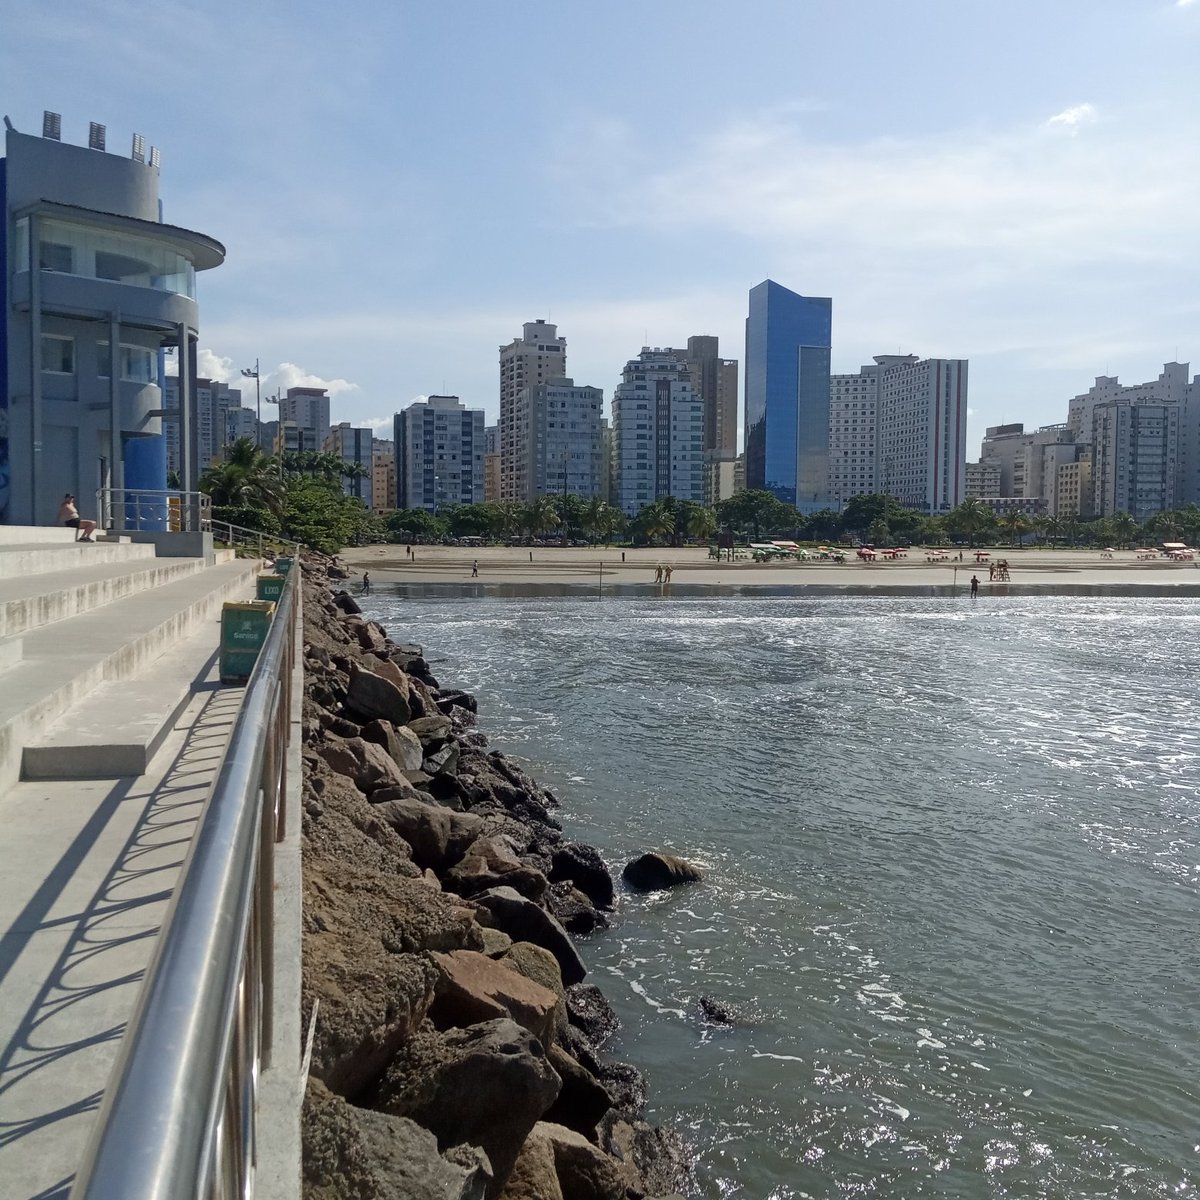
[471,559,478,577]
[362,572,371,595]
[654,564,663,584]
[664,565,673,584]
[970,575,979,597]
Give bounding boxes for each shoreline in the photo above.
[342,543,1200,597]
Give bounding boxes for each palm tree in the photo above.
[947,497,993,549]
[523,495,559,539]
[1105,511,1139,548]
[685,505,717,543]
[200,437,286,516]
[1000,510,1030,547]
[639,501,675,546]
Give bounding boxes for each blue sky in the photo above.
[5,1,1199,453]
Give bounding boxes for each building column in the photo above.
[109,311,124,529]
[28,215,43,525]
[176,323,195,502]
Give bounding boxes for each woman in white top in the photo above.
[57,494,97,542]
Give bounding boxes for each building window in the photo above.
[97,341,158,384]
[42,334,75,374]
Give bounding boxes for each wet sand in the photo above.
[341,545,1200,592]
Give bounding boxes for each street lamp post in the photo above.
[241,359,261,448]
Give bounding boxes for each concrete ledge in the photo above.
[0,542,157,579]
[0,637,23,674]
[119,530,215,560]
[0,525,81,545]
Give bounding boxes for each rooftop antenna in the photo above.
[42,111,61,140]
[131,132,145,163]
[3,116,15,132]
[88,121,106,151]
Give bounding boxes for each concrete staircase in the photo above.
[0,526,259,790]
[0,525,290,1199]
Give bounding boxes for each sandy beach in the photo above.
[340,544,1200,592]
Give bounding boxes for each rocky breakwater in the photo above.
[297,555,688,1200]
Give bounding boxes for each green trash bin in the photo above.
[275,556,295,575]
[220,600,275,684]
[257,573,285,603]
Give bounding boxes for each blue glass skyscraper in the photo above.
[744,280,832,513]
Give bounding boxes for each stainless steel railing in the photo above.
[95,487,213,533]
[71,563,300,1200]
[208,517,302,560]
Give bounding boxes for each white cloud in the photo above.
[1177,0,1198,8]
[264,362,359,398]
[1044,102,1098,134]
[196,348,236,383]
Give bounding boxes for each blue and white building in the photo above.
[394,395,485,511]
[744,280,832,513]
[1,110,224,524]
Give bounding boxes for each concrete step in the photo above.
[0,558,259,792]
[0,555,209,640]
[23,620,233,779]
[0,541,158,579]
[0,524,82,545]
[0,637,23,674]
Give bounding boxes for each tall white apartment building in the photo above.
[510,378,604,501]
[323,422,374,509]
[610,347,704,516]
[394,395,485,512]
[499,320,566,502]
[225,405,259,447]
[483,424,500,503]
[828,355,967,513]
[979,422,1077,505]
[964,458,1001,498]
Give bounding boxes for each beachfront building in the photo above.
[371,438,395,514]
[1,110,225,523]
[510,378,604,502]
[1090,400,1179,522]
[163,376,246,473]
[499,320,566,502]
[483,424,500,502]
[675,335,739,505]
[324,421,373,509]
[610,347,704,516]
[394,394,484,512]
[979,422,1076,507]
[1054,457,1094,520]
[276,386,330,447]
[744,280,831,513]
[964,457,1001,499]
[224,403,259,447]
[274,422,320,456]
[827,354,968,514]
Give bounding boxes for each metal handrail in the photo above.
[71,563,300,1200]
[208,517,302,560]
[96,487,212,533]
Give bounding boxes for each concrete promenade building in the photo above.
[499,320,566,502]
[2,111,225,523]
[323,421,373,509]
[744,280,831,513]
[394,394,484,511]
[610,347,703,516]
[510,378,603,502]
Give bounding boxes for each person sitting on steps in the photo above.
[58,493,96,542]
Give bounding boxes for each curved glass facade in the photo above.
[14,216,196,298]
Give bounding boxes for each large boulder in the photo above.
[473,887,587,986]
[361,719,425,772]
[372,795,452,869]
[545,881,607,935]
[549,843,614,910]
[445,838,549,902]
[597,1114,691,1199]
[544,1045,613,1137]
[408,713,454,745]
[565,984,619,1048]
[379,1019,562,1198]
[317,736,414,796]
[497,1125,562,1200]
[621,853,702,892]
[430,950,560,1044]
[536,1122,629,1200]
[346,661,412,725]
[302,1078,492,1200]
[501,942,567,1040]
[331,589,361,614]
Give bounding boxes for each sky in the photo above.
[4,1,1199,453]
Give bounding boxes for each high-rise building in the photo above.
[2,112,224,522]
[224,405,260,447]
[483,424,500,503]
[828,354,968,513]
[394,395,485,511]
[276,386,330,447]
[964,458,1001,498]
[323,422,374,509]
[1090,400,1179,521]
[744,280,831,513]
[876,355,967,514]
[510,378,604,502]
[499,320,566,502]
[676,335,739,504]
[610,347,704,516]
[162,376,246,473]
[371,438,396,514]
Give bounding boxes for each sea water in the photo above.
[363,591,1200,1199]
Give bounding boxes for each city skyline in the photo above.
[4,2,1198,450]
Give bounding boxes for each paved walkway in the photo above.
[0,676,244,1199]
